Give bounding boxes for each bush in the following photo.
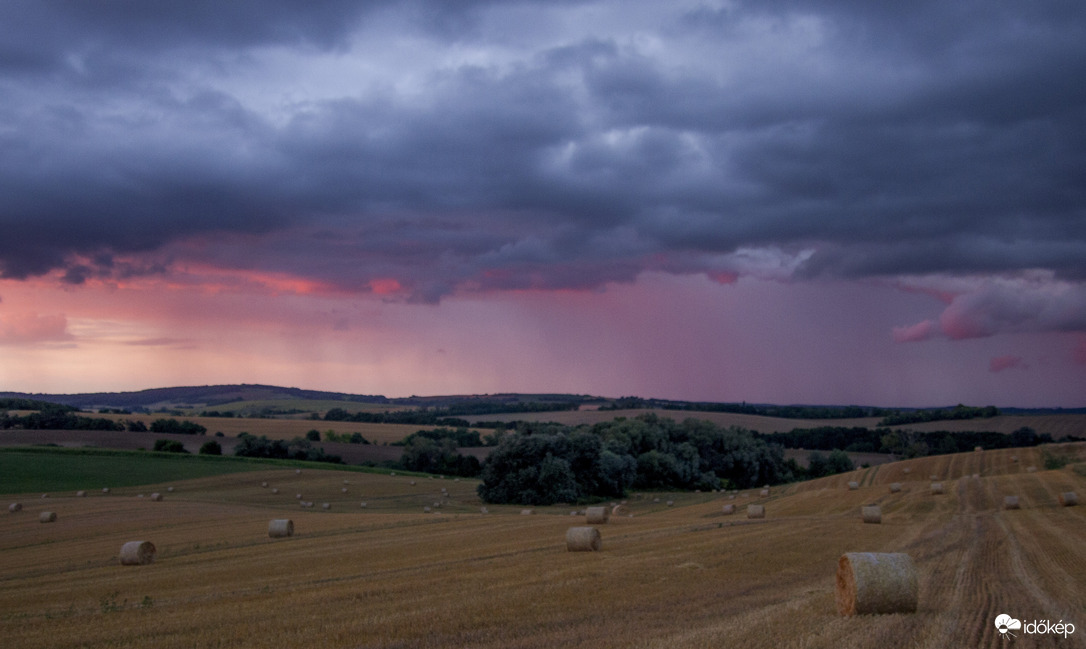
[153,439,188,454]
[199,440,222,456]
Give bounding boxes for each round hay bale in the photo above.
[1003,496,1020,510]
[423,506,432,513]
[902,467,911,474]
[271,488,279,494]
[268,519,294,538]
[652,497,660,503]
[150,492,163,501]
[76,490,86,497]
[102,488,110,494]
[847,481,859,491]
[341,487,348,493]
[166,487,174,493]
[295,493,302,500]
[360,502,367,508]
[972,473,980,479]
[296,469,301,474]
[747,504,765,519]
[119,541,156,565]
[930,482,944,495]
[9,503,23,513]
[929,474,938,481]
[585,506,609,524]
[611,504,630,517]
[759,488,770,497]
[1059,491,1079,507]
[666,500,674,507]
[520,509,533,515]
[410,481,416,486]
[722,504,735,515]
[41,493,48,499]
[1010,455,1018,463]
[888,483,902,494]
[1025,466,1036,473]
[39,511,56,523]
[261,482,268,488]
[835,552,917,615]
[566,526,601,552]
[861,505,882,524]
[974,446,983,452]
[480,507,489,514]
[343,480,350,485]
[322,503,331,510]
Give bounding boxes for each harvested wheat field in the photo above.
[1,445,1084,649]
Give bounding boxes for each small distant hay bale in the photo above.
[341,487,348,493]
[972,473,980,479]
[295,493,303,500]
[520,509,533,515]
[409,481,416,486]
[1010,455,1018,463]
[566,526,602,552]
[930,483,944,495]
[343,479,350,485]
[268,519,294,538]
[119,541,156,565]
[902,467,911,474]
[40,511,56,523]
[1059,492,1079,507]
[570,511,578,516]
[150,492,163,502]
[322,503,331,510]
[76,490,86,497]
[835,552,918,616]
[974,446,983,452]
[423,506,432,513]
[296,469,301,474]
[861,505,882,524]
[747,504,765,519]
[653,497,660,503]
[390,472,396,476]
[722,504,735,515]
[585,506,609,524]
[261,482,268,488]
[929,474,938,481]
[1025,466,1036,473]
[9,503,22,513]
[728,494,735,500]
[102,488,110,494]
[480,507,489,514]
[41,493,48,499]
[166,487,174,493]
[611,504,630,517]
[847,481,859,491]
[666,500,674,507]
[1003,496,1020,510]
[889,483,902,494]
[271,488,279,494]
[360,502,367,508]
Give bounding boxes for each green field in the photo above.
[0,448,399,495]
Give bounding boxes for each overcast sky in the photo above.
[1,0,1084,406]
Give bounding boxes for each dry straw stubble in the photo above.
[119,541,156,565]
[835,552,918,616]
[566,527,602,552]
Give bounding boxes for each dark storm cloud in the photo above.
[1,0,1084,302]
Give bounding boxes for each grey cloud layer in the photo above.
[1,0,1084,302]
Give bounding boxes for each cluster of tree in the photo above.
[199,410,237,418]
[760,426,1057,458]
[153,439,188,453]
[476,415,798,505]
[313,429,371,444]
[598,397,888,420]
[400,436,482,477]
[323,407,470,427]
[395,427,489,447]
[0,398,75,411]
[805,450,855,478]
[877,405,999,427]
[233,433,343,464]
[148,419,208,435]
[1,407,123,431]
[324,400,579,427]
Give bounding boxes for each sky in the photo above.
[1,0,1085,407]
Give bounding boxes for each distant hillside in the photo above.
[0,384,390,411]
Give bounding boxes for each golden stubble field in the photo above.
[2,445,1084,649]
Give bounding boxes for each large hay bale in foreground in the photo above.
[268,519,294,538]
[9,503,22,513]
[835,552,918,616]
[747,504,765,519]
[861,505,882,524]
[566,527,601,552]
[585,506,609,524]
[889,483,902,494]
[39,512,56,523]
[1003,496,1020,510]
[722,504,735,515]
[847,481,859,491]
[119,541,156,565]
[1059,492,1079,507]
[930,483,944,495]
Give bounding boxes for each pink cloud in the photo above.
[1074,336,1086,366]
[892,319,936,343]
[989,355,1027,373]
[0,312,71,345]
